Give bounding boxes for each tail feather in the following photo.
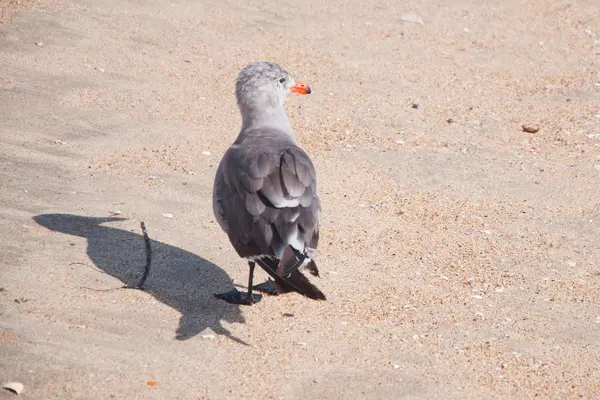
[305,260,320,277]
[277,268,326,300]
[254,257,326,301]
[276,246,304,278]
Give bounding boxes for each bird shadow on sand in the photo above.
[33,213,247,345]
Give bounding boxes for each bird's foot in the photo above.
[253,278,278,296]
[214,288,262,305]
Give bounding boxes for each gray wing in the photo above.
[213,141,320,261]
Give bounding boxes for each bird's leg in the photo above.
[246,261,256,303]
[214,261,263,305]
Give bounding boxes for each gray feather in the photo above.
[213,128,319,260]
[281,167,306,197]
[245,192,266,216]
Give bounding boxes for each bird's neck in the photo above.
[240,105,295,142]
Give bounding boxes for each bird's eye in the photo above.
[278,77,286,84]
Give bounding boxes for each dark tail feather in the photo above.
[278,268,326,300]
[305,260,320,277]
[254,258,326,301]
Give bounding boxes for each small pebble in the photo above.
[201,151,211,156]
[109,209,122,215]
[521,124,540,133]
[411,103,419,109]
[162,213,173,219]
[35,42,43,46]
[472,295,483,300]
[3,382,24,395]
[400,12,424,25]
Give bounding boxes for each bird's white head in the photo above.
[235,61,311,114]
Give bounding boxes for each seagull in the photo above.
[212,61,326,305]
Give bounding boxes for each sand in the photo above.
[1,0,600,398]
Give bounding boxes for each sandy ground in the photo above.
[0,0,32,23]
[1,0,600,398]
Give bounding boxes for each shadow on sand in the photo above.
[33,213,247,344]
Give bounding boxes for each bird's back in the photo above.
[213,128,320,261]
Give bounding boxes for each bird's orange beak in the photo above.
[291,81,311,95]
